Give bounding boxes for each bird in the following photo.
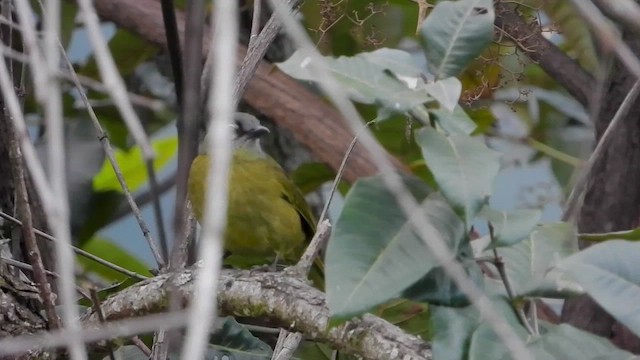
[187,113,319,273]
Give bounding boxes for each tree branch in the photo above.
[81,268,432,360]
[494,1,594,107]
[90,0,408,183]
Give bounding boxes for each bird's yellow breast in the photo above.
[187,151,307,266]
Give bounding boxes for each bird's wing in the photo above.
[267,157,317,237]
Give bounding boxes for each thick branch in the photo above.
[494,1,594,107]
[81,268,432,360]
[91,0,408,183]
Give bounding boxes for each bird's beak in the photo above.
[247,125,270,139]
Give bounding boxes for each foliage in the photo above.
[12,0,634,358]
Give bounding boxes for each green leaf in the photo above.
[208,317,273,358]
[82,30,157,79]
[291,162,337,195]
[277,48,431,116]
[326,175,466,319]
[403,259,483,306]
[526,322,638,360]
[416,127,500,225]
[431,105,478,135]
[557,240,640,339]
[79,237,153,282]
[93,136,178,193]
[478,206,542,248]
[492,223,578,297]
[580,227,640,242]
[420,0,495,79]
[79,277,140,307]
[430,297,527,360]
[422,77,462,112]
[375,299,432,340]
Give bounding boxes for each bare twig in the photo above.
[160,0,183,107]
[250,0,262,45]
[170,0,205,270]
[488,223,535,336]
[563,79,640,221]
[318,119,376,224]
[292,219,331,275]
[5,101,60,330]
[0,311,191,357]
[131,336,152,357]
[0,211,149,281]
[76,0,166,268]
[179,0,238,358]
[89,289,116,360]
[267,0,533,358]
[568,0,640,79]
[592,0,640,36]
[0,255,91,300]
[273,331,303,360]
[230,0,303,110]
[43,0,87,357]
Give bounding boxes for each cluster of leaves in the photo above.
[276,0,640,359]
[41,0,639,358]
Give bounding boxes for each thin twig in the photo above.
[250,0,262,45]
[273,332,303,360]
[5,107,60,330]
[592,0,640,35]
[267,0,534,358]
[563,79,640,221]
[179,0,238,358]
[318,119,376,224]
[292,219,330,275]
[170,0,205,270]
[568,0,640,79]
[160,0,183,108]
[57,71,165,111]
[488,224,535,335]
[0,211,149,281]
[43,0,87,357]
[48,20,165,269]
[76,0,166,268]
[0,311,191,357]
[0,255,91,300]
[131,336,152,357]
[231,0,303,110]
[89,289,116,360]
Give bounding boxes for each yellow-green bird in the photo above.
[188,113,317,271]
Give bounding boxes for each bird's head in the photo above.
[199,113,270,156]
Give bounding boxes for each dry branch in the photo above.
[81,267,431,360]
[91,0,406,183]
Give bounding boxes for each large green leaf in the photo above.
[491,223,578,297]
[422,77,462,113]
[93,136,178,193]
[478,206,542,248]
[79,237,153,282]
[557,240,640,338]
[277,48,431,115]
[431,105,477,135]
[420,0,495,79]
[403,258,483,307]
[430,297,528,360]
[416,127,500,225]
[526,322,638,360]
[326,175,465,319]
